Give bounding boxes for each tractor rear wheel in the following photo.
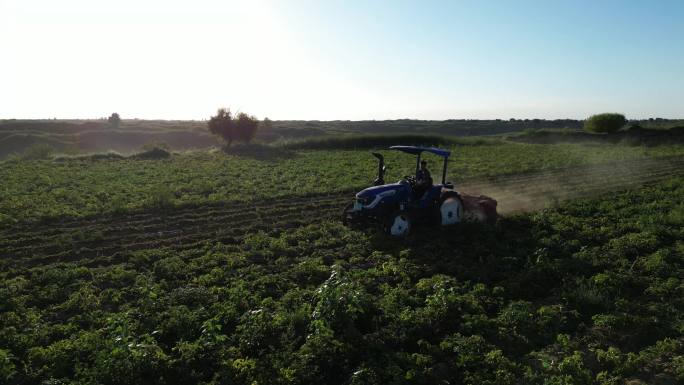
[385,210,412,237]
[438,193,463,225]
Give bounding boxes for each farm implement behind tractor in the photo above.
[342,146,498,236]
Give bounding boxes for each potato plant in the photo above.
[1,177,684,384]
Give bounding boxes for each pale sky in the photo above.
[2,0,683,120]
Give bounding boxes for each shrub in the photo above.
[108,112,121,127]
[141,142,170,151]
[131,147,171,160]
[90,151,125,161]
[584,113,627,134]
[20,143,54,160]
[54,151,126,162]
[260,117,273,131]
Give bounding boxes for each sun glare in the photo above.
[1,0,385,120]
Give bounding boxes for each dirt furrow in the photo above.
[0,197,347,249]
[8,206,344,265]
[0,193,348,237]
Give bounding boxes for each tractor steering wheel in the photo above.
[403,175,417,187]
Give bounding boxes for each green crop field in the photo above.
[2,141,684,225]
[5,0,684,381]
[2,137,684,385]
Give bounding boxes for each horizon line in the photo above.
[1,116,683,122]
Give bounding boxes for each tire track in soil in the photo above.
[2,156,683,265]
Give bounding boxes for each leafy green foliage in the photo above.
[584,113,627,134]
[19,143,54,160]
[2,142,683,226]
[1,177,684,384]
[0,349,15,383]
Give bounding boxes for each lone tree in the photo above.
[261,117,273,131]
[584,113,627,134]
[108,112,121,127]
[234,112,259,143]
[208,108,234,145]
[208,108,259,146]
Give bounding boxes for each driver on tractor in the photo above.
[415,159,432,198]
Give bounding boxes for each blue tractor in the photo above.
[342,146,465,236]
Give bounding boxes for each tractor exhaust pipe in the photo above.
[372,152,386,186]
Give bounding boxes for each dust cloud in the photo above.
[458,157,684,215]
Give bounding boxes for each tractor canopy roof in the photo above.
[389,146,450,158]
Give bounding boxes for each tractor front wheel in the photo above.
[438,193,464,226]
[342,203,354,226]
[385,210,412,237]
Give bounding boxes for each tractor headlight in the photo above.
[353,200,363,211]
[357,197,371,206]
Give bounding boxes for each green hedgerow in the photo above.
[584,113,627,134]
